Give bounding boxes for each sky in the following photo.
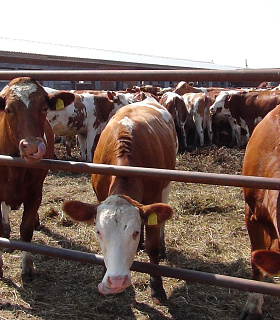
[1,0,279,69]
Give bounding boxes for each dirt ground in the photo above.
[0,145,279,320]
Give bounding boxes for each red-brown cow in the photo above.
[0,77,75,282]
[210,89,280,148]
[159,91,188,151]
[63,96,177,304]
[242,104,280,319]
[174,81,208,95]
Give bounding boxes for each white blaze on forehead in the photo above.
[95,195,141,275]
[10,82,38,107]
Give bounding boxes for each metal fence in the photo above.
[1,69,280,297]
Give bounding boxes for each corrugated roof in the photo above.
[0,37,239,70]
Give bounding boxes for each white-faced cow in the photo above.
[0,77,75,282]
[46,88,136,162]
[210,89,280,148]
[242,104,280,319]
[63,96,177,304]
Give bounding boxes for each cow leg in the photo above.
[77,134,87,161]
[241,206,266,319]
[20,197,42,282]
[194,116,204,146]
[160,182,172,260]
[0,253,3,278]
[0,202,11,238]
[145,225,167,304]
[206,116,213,145]
[159,222,166,260]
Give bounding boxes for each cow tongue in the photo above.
[24,141,46,162]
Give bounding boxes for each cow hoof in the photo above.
[1,225,11,239]
[21,271,35,284]
[240,311,262,320]
[150,276,167,305]
[151,290,167,305]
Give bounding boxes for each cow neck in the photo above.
[0,115,20,156]
[109,175,144,204]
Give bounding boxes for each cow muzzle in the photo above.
[98,274,131,295]
[19,137,46,162]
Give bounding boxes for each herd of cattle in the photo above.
[44,80,280,161]
[1,77,280,319]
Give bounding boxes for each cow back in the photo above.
[92,98,177,204]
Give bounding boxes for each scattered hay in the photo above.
[0,144,278,319]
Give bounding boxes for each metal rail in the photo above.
[0,69,280,82]
[0,155,279,190]
[0,237,279,297]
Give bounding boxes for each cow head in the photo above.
[62,194,173,295]
[0,77,75,162]
[107,91,136,110]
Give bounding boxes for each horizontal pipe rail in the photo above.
[0,69,280,82]
[0,155,280,190]
[0,237,280,297]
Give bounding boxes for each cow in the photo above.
[182,92,217,146]
[46,88,136,162]
[159,92,189,151]
[62,96,178,304]
[0,77,75,282]
[241,104,280,319]
[209,89,280,148]
[174,81,208,95]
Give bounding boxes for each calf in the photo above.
[242,104,280,319]
[0,77,75,282]
[63,97,177,304]
[46,88,135,162]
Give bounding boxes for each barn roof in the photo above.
[0,37,239,70]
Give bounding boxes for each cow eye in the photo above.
[133,231,140,240]
[5,107,12,114]
[96,230,102,239]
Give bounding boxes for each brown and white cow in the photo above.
[63,96,177,304]
[209,89,280,148]
[0,77,75,282]
[46,88,135,162]
[242,104,280,319]
[159,92,189,151]
[182,92,217,146]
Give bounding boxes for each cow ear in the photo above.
[252,250,280,276]
[0,96,5,111]
[140,203,173,227]
[107,91,116,101]
[48,92,75,111]
[62,200,98,224]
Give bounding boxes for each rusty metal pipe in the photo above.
[0,69,280,82]
[0,155,279,190]
[1,237,280,297]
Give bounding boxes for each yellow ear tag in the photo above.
[148,212,158,226]
[56,99,64,111]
